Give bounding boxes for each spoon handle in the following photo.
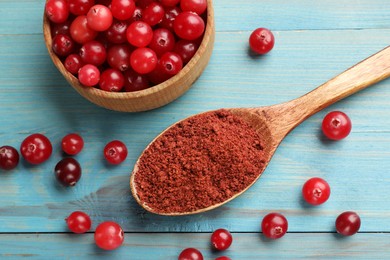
[268,45,390,138]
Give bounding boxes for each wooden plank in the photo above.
[1,0,390,35]
[0,29,389,233]
[0,233,389,259]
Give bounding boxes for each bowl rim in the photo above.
[43,0,215,101]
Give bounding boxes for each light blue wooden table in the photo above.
[0,0,389,259]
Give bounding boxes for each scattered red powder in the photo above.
[133,109,266,214]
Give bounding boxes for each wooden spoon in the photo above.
[130,45,390,215]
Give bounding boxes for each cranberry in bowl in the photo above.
[43,0,215,112]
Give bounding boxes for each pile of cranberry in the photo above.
[45,0,207,92]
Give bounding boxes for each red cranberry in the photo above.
[78,64,100,87]
[20,133,52,165]
[302,177,331,206]
[99,68,125,92]
[107,44,132,71]
[62,133,84,155]
[64,54,84,75]
[174,39,199,64]
[159,52,183,75]
[50,20,71,37]
[335,211,361,236]
[160,0,180,7]
[322,111,352,140]
[160,6,181,31]
[103,140,128,164]
[249,27,275,55]
[123,69,150,92]
[211,229,233,251]
[69,0,95,16]
[52,34,75,57]
[79,40,107,66]
[111,0,136,21]
[174,11,205,41]
[148,28,176,57]
[105,20,129,44]
[45,0,69,24]
[87,4,113,31]
[130,47,158,74]
[94,221,124,250]
[178,248,203,260]
[0,146,19,170]
[261,212,288,239]
[142,2,165,26]
[70,15,98,44]
[66,211,92,233]
[55,157,82,186]
[180,0,207,15]
[126,21,153,48]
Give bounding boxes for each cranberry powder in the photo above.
[133,109,266,214]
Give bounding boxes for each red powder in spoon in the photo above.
[133,109,266,214]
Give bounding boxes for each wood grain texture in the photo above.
[0,0,390,258]
[0,233,389,259]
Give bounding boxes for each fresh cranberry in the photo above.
[64,54,84,75]
[180,0,207,15]
[107,44,132,71]
[322,111,352,140]
[136,0,155,9]
[55,157,82,186]
[51,20,71,37]
[148,28,176,57]
[52,34,75,57]
[159,52,183,75]
[87,4,113,31]
[159,6,181,31]
[111,0,136,21]
[215,257,231,260]
[94,221,124,250]
[69,0,95,16]
[130,47,158,74]
[142,2,165,26]
[302,177,331,206]
[174,11,205,41]
[0,146,19,170]
[45,0,69,24]
[147,62,172,85]
[249,28,275,55]
[20,133,53,165]
[174,39,199,64]
[261,212,288,239]
[335,211,361,236]
[99,68,125,92]
[126,21,153,48]
[66,211,92,233]
[78,64,101,87]
[103,140,128,164]
[62,133,84,155]
[131,6,143,21]
[211,229,233,251]
[95,0,111,5]
[160,0,180,7]
[70,15,98,44]
[178,248,203,260]
[105,20,129,44]
[79,40,107,66]
[123,69,150,92]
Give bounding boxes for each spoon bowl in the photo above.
[130,45,390,215]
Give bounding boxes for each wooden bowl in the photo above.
[43,1,215,112]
